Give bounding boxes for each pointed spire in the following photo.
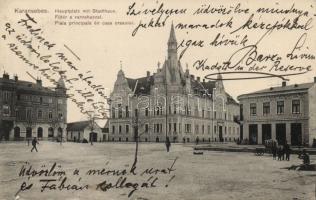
[168,22,177,44]
[217,70,223,80]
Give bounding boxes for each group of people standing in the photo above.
[270,141,291,161]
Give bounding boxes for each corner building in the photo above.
[108,25,240,143]
[238,80,316,147]
[0,73,67,141]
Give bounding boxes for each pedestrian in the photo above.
[277,146,282,161]
[284,142,291,161]
[272,142,277,160]
[31,137,39,152]
[281,145,285,160]
[196,137,199,145]
[298,149,310,165]
[165,137,171,152]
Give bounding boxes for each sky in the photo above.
[0,0,315,127]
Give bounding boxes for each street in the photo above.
[0,142,315,200]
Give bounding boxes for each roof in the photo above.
[126,76,154,95]
[0,77,55,94]
[67,121,98,131]
[238,82,314,99]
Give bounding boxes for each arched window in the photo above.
[14,127,20,139]
[48,127,54,137]
[37,127,43,138]
[26,127,32,138]
[58,127,63,137]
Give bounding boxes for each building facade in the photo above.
[108,25,240,143]
[66,121,105,142]
[238,79,316,147]
[0,73,67,141]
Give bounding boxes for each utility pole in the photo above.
[165,62,168,142]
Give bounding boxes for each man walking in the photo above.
[284,142,291,161]
[31,137,39,152]
[165,137,171,152]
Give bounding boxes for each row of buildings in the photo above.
[0,73,105,143]
[1,25,316,146]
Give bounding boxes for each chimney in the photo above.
[190,75,194,79]
[197,77,200,82]
[3,73,9,79]
[36,79,42,86]
[14,75,18,81]
[203,79,205,83]
[146,71,150,77]
[282,81,286,87]
[314,77,316,83]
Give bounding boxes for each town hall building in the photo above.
[108,24,240,143]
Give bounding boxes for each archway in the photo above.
[89,132,98,142]
[48,127,54,138]
[26,127,32,138]
[37,127,43,138]
[14,127,20,139]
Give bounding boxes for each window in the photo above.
[58,112,63,119]
[15,109,19,119]
[3,91,10,101]
[112,107,115,118]
[292,100,300,114]
[37,110,43,119]
[145,124,149,133]
[195,125,199,134]
[145,108,149,116]
[173,105,177,114]
[202,125,205,134]
[119,125,122,134]
[48,98,53,104]
[195,106,199,116]
[125,106,129,117]
[3,105,10,116]
[173,123,177,133]
[185,124,191,133]
[155,106,160,116]
[49,111,53,119]
[277,101,284,114]
[58,99,63,104]
[214,111,217,119]
[26,108,32,119]
[17,94,21,100]
[208,125,211,134]
[118,104,122,118]
[263,102,270,115]
[214,125,217,134]
[112,126,115,134]
[126,125,129,133]
[250,103,257,116]
[202,110,205,118]
[39,97,43,104]
[135,109,138,117]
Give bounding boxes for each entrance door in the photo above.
[26,127,32,138]
[219,126,223,142]
[249,124,258,144]
[276,123,286,145]
[291,123,302,146]
[89,132,98,142]
[262,124,272,143]
[14,127,20,139]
